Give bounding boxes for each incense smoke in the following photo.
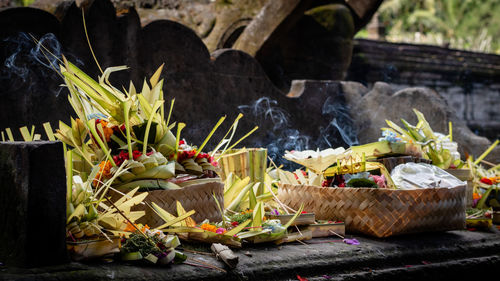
[239,96,358,167]
[238,97,290,131]
[2,32,82,96]
[30,33,62,72]
[319,96,359,147]
[3,33,33,82]
[239,97,309,168]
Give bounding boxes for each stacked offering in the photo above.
[277,110,471,237]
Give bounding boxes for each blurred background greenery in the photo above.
[14,0,35,6]
[356,0,500,54]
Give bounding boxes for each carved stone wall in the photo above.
[348,39,500,141]
[0,0,352,163]
[1,0,498,162]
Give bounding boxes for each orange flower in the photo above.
[141,224,150,232]
[473,193,481,200]
[124,221,136,232]
[123,222,149,233]
[99,161,112,177]
[241,209,253,215]
[93,161,113,186]
[98,120,114,142]
[200,223,217,232]
[91,119,114,143]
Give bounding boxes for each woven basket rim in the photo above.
[279,183,466,192]
[143,179,224,193]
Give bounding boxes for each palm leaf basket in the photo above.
[278,183,466,238]
[112,180,224,227]
[67,237,121,261]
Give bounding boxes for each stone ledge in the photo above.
[0,141,68,268]
[1,229,499,280]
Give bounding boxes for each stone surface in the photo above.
[0,141,67,267]
[348,39,500,142]
[0,0,497,164]
[231,1,356,91]
[0,2,358,166]
[202,0,266,51]
[341,81,500,162]
[232,0,309,56]
[1,230,499,280]
[347,0,384,31]
[254,4,355,91]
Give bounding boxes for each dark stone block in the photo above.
[139,20,212,76]
[0,0,355,159]
[254,4,354,91]
[0,141,68,267]
[0,7,60,39]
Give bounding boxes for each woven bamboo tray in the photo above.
[113,181,224,227]
[278,183,466,238]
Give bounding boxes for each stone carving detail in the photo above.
[0,0,497,162]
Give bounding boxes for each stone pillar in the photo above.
[0,141,68,267]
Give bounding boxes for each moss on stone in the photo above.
[305,4,354,38]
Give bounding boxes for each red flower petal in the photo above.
[118,150,127,159]
[113,155,123,166]
[132,150,142,160]
[297,275,308,281]
[480,178,493,185]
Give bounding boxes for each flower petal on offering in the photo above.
[284,147,347,174]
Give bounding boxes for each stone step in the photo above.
[1,229,499,280]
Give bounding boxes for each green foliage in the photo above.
[346,178,378,188]
[122,232,162,257]
[230,212,253,224]
[15,0,35,6]
[374,0,500,54]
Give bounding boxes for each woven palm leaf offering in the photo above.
[140,145,308,246]
[53,56,258,226]
[283,147,348,175]
[65,150,185,264]
[139,182,304,248]
[369,108,465,171]
[278,145,467,237]
[225,178,305,244]
[217,148,267,182]
[463,141,500,228]
[150,199,251,248]
[0,122,187,263]
[153,157,307,247]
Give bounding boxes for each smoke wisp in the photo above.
[1,32,82,96]
[239,96,358,168]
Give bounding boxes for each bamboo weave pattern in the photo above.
[278,184,466,237]
[114,181,224,227]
